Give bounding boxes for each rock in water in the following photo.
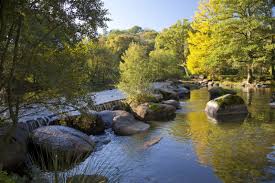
[162,100,181,109]
[205,94,248,121]
[143,136,163,149]
[0,124,28,173]
[98,110,116,129]
[62,111,105,135]
[112,111,150,136]
[208,87,236,100]
[66,175,108,183]
[133,103,176,122]
[30,126,95,171]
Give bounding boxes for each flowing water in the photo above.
[42,88,275,183]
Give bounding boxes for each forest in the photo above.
[0,0,274,183]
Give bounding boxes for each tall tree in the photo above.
[0,0,109,123]
[187,0,274,83]
[155,19,190,75]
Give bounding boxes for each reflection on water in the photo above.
[41,88,275,183]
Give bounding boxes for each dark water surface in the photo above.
[43,88,275,183]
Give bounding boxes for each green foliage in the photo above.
[106,33,140,57]
[118,43,153,103]
[155,19,190,74]
[0,0,109,123]
[105,26,158,59]
[0,171,18,183]
[149,49,182,81]
[85,40,120,89]
[215,94,245,108]
[187,0,274,82]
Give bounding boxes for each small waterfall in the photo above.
[20,115,60,132]
[19,99,127,132]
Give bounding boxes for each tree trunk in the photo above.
[247,66,253,84]
[184,66,189,77]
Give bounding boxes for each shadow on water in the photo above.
[35,88,275,183]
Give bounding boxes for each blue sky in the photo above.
[103,0,199,31]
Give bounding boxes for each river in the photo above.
[37,87,275,183]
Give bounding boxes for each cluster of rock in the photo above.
[205,86,249,122]
[0,81,191,177]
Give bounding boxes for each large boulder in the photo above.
[112,111,150,136]
[176,86,190,99]
[205,94,248,120]
[162,100,180,109]
[98,110,116,129]
[133,103,176,122]
[0,124,28,173]
[30,126,95,171]
[67,175,108,183]
[158,88,179,101]
[61,112,105,135]
[208,87,236,100]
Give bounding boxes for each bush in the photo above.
[0,171,15,183]
[118,43,153,104]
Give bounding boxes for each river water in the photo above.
[41,88,275,183]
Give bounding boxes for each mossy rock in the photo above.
[205,94,248,120]
[215,94,245,108]
[208,87,236,100]
[133,103,176,122]
[61,113,105,135]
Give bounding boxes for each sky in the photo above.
[102,0,200,32]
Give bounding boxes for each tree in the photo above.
[0,0,109,124]
[85,40,120,89]
[128,26,143,34]
[155,19,190,75]
[139,30,159,52]
[118,43,152,103]
[187,0,274,83]
[149,49,182,81]
[106,33,140,58]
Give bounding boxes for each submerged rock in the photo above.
[133,103,176,121]
[30,126,95,171]
[89,135,111,151]
[0,124,28,173]
[143,136,163,149]
[112,111,150,136]
[162,100,180,109]
[205,94,248,120]
[208,87,236,100]
[66,175,108,183]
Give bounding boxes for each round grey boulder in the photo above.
[112,111,150,136]
[205,94,248,121]
[0,124,28,172]
[30,126,95,170]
